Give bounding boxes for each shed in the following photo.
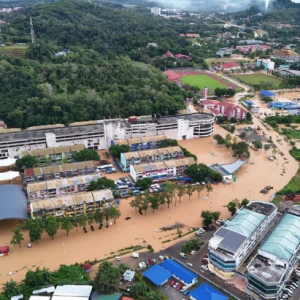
[143,264,172,286]
[53,285,92,298]
[260,90,277,97]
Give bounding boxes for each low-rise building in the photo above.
[216,48,233,58]
[129,157,196,182]
[208,201,277,279]
[24,161,96,183]
[217,62,241,72]
[29,189,115,218]
[271,49,300,63]
[236,45,270,53]
[246,206,300,299]
[256,59,275,71]
[280,69,300,77]
[268,101,300,110]
[22,144,85,165]
[150,7,161,16]
[120,146,183,171]
[26,173,101,200]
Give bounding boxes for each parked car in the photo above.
[138,262,146,269]
[224,281,231,286]
[190,250,196,255]
[159,255,164,261]
[187,263,193,268]
[180,253,187,259]
[115,256,121,261]
[173,283,179,289]
[148,259,155,265]
[177,284,183,290]
[131,253,139,258]
[170,280,176,286]
[201,265,208,270]
[180,286,188,292]
[202,259,208,265]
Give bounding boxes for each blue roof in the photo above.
[161,259,197,285]
[143,264,172,286]
[260,90,277,97]
[190,283,228,300]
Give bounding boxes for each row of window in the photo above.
[209,253,236,271]
[248,276,279,295]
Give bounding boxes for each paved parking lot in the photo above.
[160,283,187,300]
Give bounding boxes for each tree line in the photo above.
[10,208,121,247]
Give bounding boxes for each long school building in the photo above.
[130,157,196,182]
[120,146,184,172]
[26,174,101,200]
[0,113,214,159]
[246,206,300,300]
[29,189,115,218]
[208,201,277,279]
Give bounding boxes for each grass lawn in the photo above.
[233,74,283,88]
[181,75,228,90]
[3,45,28,58]
[278,165,300,195]
[281,129,300,140]
[205,57,252,66]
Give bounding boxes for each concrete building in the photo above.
[26,174,101,200]
[246,206,300,299]
[22,144,85,165]
[216,48,233,57]
[24,161,97,183]
[151,7,161,16]
[29,189,115,218]
[271,49,300,63]
[217,62,241,72]
[236,45,270,54]
[0,114,214,159]
[129,157,196,182]
[268,101,300,110]
[280,69,300,77]
[120,146,183,172]
[256,59,275,71]
[208,201,277,279]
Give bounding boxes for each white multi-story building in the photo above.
[208,201,277,280]
[0,114,214,159]
[256,59,275,71]
[151,7,161,16]
[246,206,300,300]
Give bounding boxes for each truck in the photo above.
[0,246,9,257]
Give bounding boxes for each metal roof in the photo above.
[53,285,92,298]
[260,213,300,261]
[225,208,266,238]
[0,185,29,220]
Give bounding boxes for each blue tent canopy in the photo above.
[161,259,197,285]
[260,90,276,97]
[143,264,171,286]
[190,283,228,300]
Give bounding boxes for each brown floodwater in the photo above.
[0,116,298,286]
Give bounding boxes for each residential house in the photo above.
[280,69,300,77]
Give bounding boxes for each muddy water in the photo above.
[0,120,298,286]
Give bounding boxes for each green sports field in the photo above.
[181,75,228,89]
[233,74,283,88]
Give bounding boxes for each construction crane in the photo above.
[30,16,35,44]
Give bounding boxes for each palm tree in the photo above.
[94,211,104,229]
[2,280,20,299]
[130,196,141,213]
[110,207,121,224]
[103,208,111,228]
[87,213,95,227]
[195,185,205,199]
[78,214,87,231]
[186,184,195,201]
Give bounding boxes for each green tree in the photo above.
[195,184,204,198]
[16,155,39,171]
[227,200,238,216]
[78,214,87,230]
[103,208,111,227]
[253,140,263,149]
[72,216,80,233]
[162,181,176,208]
[160,139,178,147]
[240,198,249,207]
[27,218,44,244]
[109,145,130,159]
[93,261,120,294]
[72,149,100,162]
[186,184,195,201]
[264,144,271,152]
[136,178,153,190]
[60,217,74,236]
[232,141,250,159]
[158,192,166,210]
[25,267,51,287]
[10,224,24,248]
[110,207,121,224]
[88,177,116,191]
[87,213,95,226]
[246,112,252,121]
[130,196,141,213]
[94,211,104,228]
[206,184,213,196]
[148,193,160,213]
[44,217,59,240]
[2,280,20,299]
[214,134,226,145]
[240,131,247,139]
[181,238,201,254]
[177,185,186,203]
[185,164,222,183]
[201,210,214,227]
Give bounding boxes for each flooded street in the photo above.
[0,115,298,286]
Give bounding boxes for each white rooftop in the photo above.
[53,285,92,298]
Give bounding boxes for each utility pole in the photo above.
[30,16,35,44]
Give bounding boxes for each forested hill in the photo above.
[1,0,189,56]
[0,1,192,128]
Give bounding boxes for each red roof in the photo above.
[163,51,175,58]
[25,169,34,177]
[209,108,221,115]
[186,33,200,38]
[175,54,192,60]
[201,100,220,105]
[163,70,182,82]
[121,297,134,300]
[0,19,7,25]
[221,62,240,69]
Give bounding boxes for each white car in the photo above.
[115,256,121,261]
[131,253,139,258]
[180,286,188,292]
[173,283,179,288]
[187,263,193,268]
[201,265,208,270]
[180,253,187,259]
[138,262,146,269]
[195,231,202,236]
[159,255,164,261]
[190,250,196,255]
